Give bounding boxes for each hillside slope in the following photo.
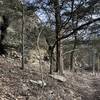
[0,56,100,100]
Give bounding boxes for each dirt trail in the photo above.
[0,56,100,100]
[91,77,100,100]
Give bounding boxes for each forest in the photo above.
[0,0,100,100]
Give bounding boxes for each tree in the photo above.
[27,0,100,74]
[1,0,100,74]
[0,15,9,55]
[53,0,64,74]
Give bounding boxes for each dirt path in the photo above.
[91,77,100,100]
[0,56,100,100]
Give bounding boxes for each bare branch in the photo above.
[52,17,100,50]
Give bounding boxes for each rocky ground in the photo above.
[0,55,100,100]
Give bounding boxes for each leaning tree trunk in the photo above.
[53,0,64,74]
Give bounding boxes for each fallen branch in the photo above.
[49,74,66,82]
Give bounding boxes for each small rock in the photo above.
[30,80,47,87]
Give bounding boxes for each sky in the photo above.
[24,0,48,23]
[25,0,34,3]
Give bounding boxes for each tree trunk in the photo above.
[69,0,77,71]
[97,54,100,72]
[0,15,8,55]
[70,35,77,71]
[50,48,53,74]
[53,0,64,74]
[21,4,24,70]
[92,48,96,74]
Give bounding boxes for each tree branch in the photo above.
[52,17,100,50]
